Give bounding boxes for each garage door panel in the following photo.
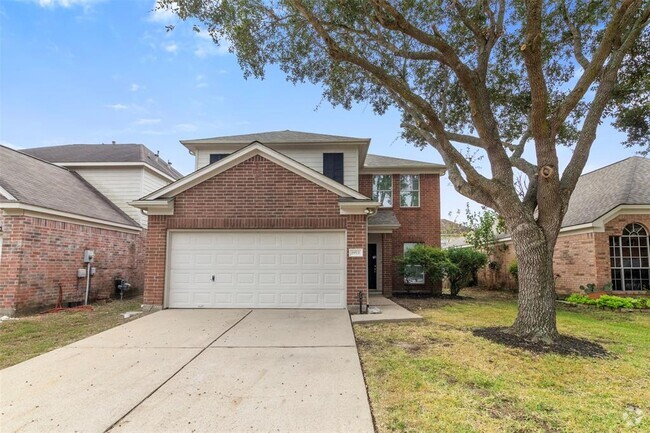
[168,231,346,309]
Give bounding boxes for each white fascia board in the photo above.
[360,167,447,175]
[57,162,178,182]
[0,185,16,201]
[0,202,141,233]
[339,201,380,215]
[129,199,174,215]
[144,142,370,201]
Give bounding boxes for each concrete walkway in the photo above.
[0,309,374,433]
[351,295,422,324]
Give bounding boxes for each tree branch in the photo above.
[560,0,591,69]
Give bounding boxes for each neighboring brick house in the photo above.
[132,131,445,310]
[482,157,650,294]
[0,144,182,316]
[0,146,142,315]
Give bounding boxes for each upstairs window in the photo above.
[609,223,650,291]
[323,153,344,184]
[400,175,420,207]
[372,175,393,207]
[209,154,229,164]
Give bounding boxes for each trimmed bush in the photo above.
[565,293,649,309]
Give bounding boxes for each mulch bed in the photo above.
[473,327,610,358]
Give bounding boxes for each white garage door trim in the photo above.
[165,229,348,309]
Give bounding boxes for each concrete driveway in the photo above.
[0,309,374,433]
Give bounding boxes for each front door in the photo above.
[368,243,377,291]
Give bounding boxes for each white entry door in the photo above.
[167,231,347,308]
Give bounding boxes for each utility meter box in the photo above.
[83,250,95,263]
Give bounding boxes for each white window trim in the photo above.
[403,242,425,285]
[372,175,393,208]
[400,174,420,208]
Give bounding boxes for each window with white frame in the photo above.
[400,175,420,207]
[403,242,425,284]
[372,175,393,207]
[609,223,650,291]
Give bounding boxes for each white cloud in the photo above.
[133,118,161,126]
[105,103,128,110]
[164,42,178,53]
[36,0,103,7]
[148,1,178,23]
[130,83,140,92]
[174,123,197,132]
[194,31,231,58]
[195,74,208,88]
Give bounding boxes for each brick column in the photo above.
[0,215,25,316]
[381,233,393,296]
[346,214,367,306]
[143,216,167,306]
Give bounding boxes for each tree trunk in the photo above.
[508,222,560,343]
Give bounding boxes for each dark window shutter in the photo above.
[209,153,229,164]
[323,153,344,183]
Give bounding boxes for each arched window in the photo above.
[609,223,650,291]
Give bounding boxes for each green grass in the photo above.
[355,289,650,433]
[0,297,147,369]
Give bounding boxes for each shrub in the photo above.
[396,246,488,296]
[507,260,518,280]
[446,248,488,296]
[565,293,649,309]
[396,245,449,289]
[565,294,597,305]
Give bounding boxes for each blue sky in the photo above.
[0,0,641,220]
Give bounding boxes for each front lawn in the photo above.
[0,298,148,369]
[355,289,650,433]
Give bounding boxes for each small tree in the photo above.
[396,244,448,290]
[464,205,506,256]
[446,248,488,296]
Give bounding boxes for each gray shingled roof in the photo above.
[364,154,445,169]
[181,130,370,144]
[368,210,400,227]
[0,146,139,228]
[21,143,183,180]
[562,157,650,227]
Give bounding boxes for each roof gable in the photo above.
[21,143,183,180]
[140,142,370,201]
[562,157,650,227]
[181,130,370,145]
[0,145,139,228]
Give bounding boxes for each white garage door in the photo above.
[167,231,347,309]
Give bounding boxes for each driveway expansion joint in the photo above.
[103,310,253,433]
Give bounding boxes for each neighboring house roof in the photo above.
[563,157,650,227]
[441,218,469,235]
[0,145,139,229]
[180,130,370,145]
[364,154,445,170]
[368,210,400,229]
[21,143,183,180]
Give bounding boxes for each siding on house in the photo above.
[74,167,143,224]
[195,145,359,190]
[74,167,171,228]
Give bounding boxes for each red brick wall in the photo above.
[553,233,597,294]
[0,214,144,316]
[360,173,441,294]
[144,155,367,306]
[381,233,393,296]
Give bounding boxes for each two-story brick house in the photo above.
[132,131,445,310]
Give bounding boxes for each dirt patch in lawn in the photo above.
[473,326,610,358]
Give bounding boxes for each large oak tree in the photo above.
[160,0,650,343]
